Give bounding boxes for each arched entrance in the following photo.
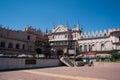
[57,50,64,58]
[36,48,42,55]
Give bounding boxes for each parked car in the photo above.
[76,61,85,66]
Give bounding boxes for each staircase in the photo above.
[60,57,74,67]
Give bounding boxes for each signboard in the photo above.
[25,59,36,65]
[68,50,75,54]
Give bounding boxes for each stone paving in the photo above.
[0,63,120,80]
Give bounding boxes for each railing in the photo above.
[60,57,74,67]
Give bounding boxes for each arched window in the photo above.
[100,34,102,37]
[119,36,120,42]
[0,41,5,48]
[88,36,89,38]
[92,44,94,51]
[52,35,54,39]
[81,36,83,39]
[71,35,73,38]
[65,34,67,38]
[74,34,76,38]
[89,45,92,51]
[92,35,94,38]
[16,43,20,49]
[96,35,97,37]
[8,42,13,48]
[101,44,104,51]
[79,45,82,52]
[104,33,107,36]
[22,44,25,50]
[84,45,87,52]
[84,36,86,38]
[27,35,30,40]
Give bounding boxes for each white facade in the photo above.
[47,24,120,56]
[78,28,120,53]
[46,24,81,56]
[0,24,120,57]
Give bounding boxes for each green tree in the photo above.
[111,50,120,62]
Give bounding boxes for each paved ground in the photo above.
[0,64,120,80]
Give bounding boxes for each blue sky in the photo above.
[0,0,120,33]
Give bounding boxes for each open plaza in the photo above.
[0,62,120,80]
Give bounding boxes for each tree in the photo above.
[44,42,51,59]
[111,50,120,61]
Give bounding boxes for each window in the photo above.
[0,41,5,48]
[92,44,94,51]
[119,36,120,42]
[104,33,106,36]
[68,35,70,38]
[84,36,86,38]
[56,41,60,45]
[84,45,87,52]
[58,29,62,32]
[100,34,102,37]
[22,44,25,50]
[88,36,89,38]
[52,35,54,39]
[96,35,97,37]
[81,36,83,39]
[27,35,30,40]
[79,45,82,52]
[65,35,67,38]
[71,35,73,38]
[71,45,74,49]
[101,44,104,51]
[89,45,92,51]
[75,34,76,38]
[8,43,13,48]
[91,35,94,38]
[16,43,20,49]
[30,46,32,51]
[65,41,67,45]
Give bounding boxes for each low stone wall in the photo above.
[0,58,61,70]
[94,62,120,68]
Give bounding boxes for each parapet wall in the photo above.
[0,58,61,70]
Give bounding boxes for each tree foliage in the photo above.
[111,50,120,61]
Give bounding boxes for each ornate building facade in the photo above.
[46,23,82,57]
[0,25,48,57]
[46,24,120,58]
[78,28,120,58]
[0,24,120,58]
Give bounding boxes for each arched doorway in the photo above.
[36,48,42,55]
[57,50,64,58]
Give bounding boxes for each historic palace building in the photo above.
[46,24,120,58]
[0,25,48,57]
[78,28,120,58]
[0,24,120,58]
[46,23,81,57]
